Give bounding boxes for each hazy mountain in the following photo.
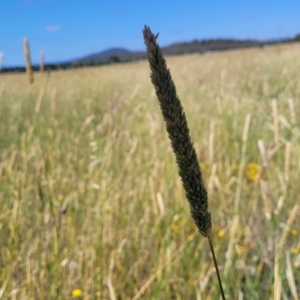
[71,47,145,65]
[77,48,131,61]
[72,35,300,65]
[2,34,300,73]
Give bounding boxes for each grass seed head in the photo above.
[143,25,211,237]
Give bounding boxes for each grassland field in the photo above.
[0,43,300,299]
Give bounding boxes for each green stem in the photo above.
[208,235,226,300]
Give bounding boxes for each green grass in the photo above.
[1,43,300,299]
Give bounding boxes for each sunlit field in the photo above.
[1,43,300,299]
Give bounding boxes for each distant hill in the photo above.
[2,34,300,73]
[69,35,297,66]
[72,39,264,64]
[161,38,262,55]
[72,47,145,65]
[76,48,131,61]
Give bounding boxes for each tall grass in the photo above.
[0,53,3,73]
[40,51,45,74]
[0,41,300,299]
[23,37,34,84]
[143,25,225,299]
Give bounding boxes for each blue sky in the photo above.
[1,0,300,67]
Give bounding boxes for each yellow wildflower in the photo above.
[291,229,298,236]
[72,289,83,297]
[291,248,299,255]
[218,229,225,238]
[245,163,260,181]
[200,163,207,174]
[105,205,113,212]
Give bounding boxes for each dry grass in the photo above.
[40,51,45,74]
[23,38,34,84]
[0,43,300,299]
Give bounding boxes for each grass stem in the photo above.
[208,235,226,300]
